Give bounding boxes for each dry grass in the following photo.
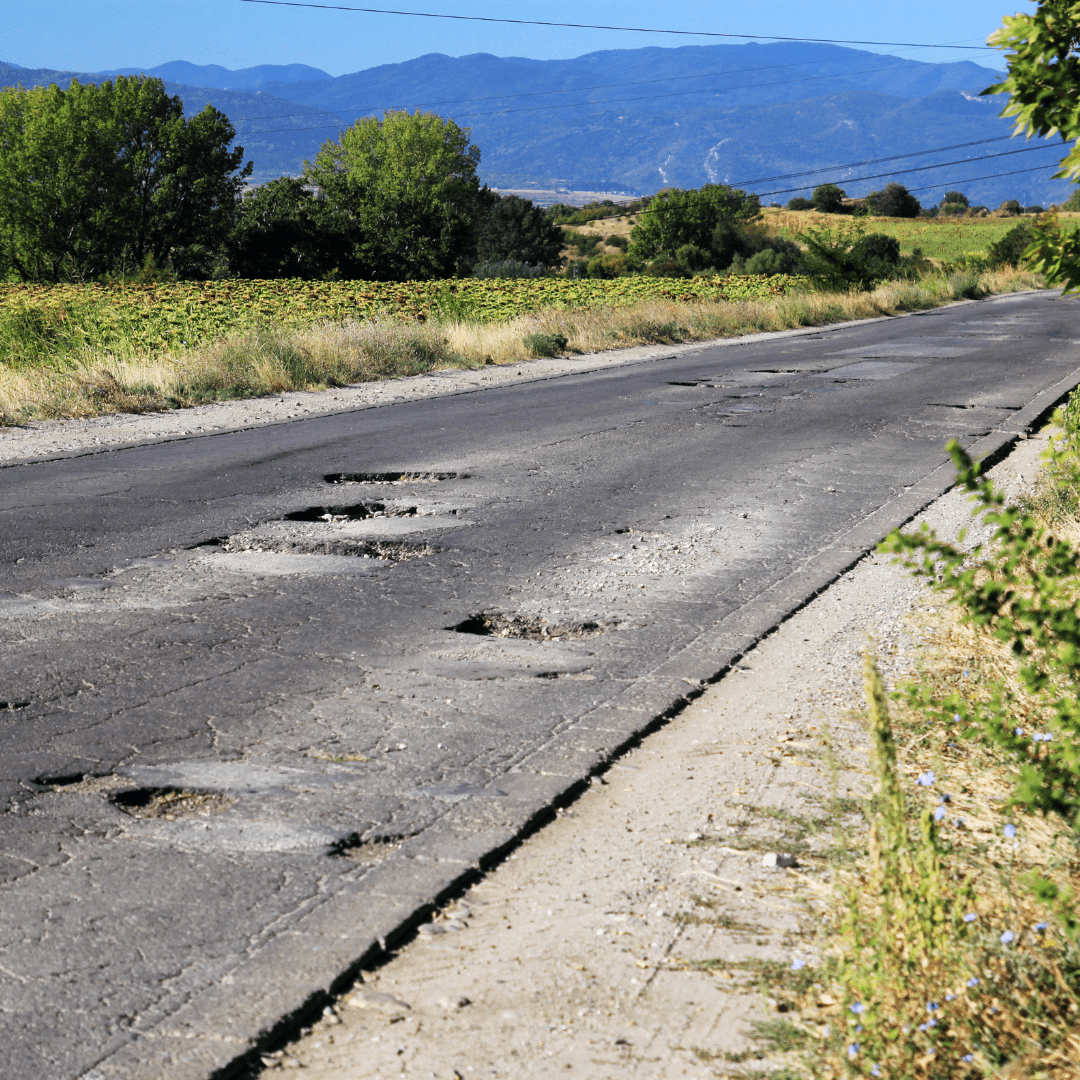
[0,267,1043,425]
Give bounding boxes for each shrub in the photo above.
[987,220,1035,267]
[998,198,1023,215]
[1025,204,1046,214]
[866,182,921,218]
[674,242,712,273]
[941,190,969,208]
[643,256,687,278]
[812,183,847,213]
[472,191,565,270]
[787,197,815,210]
[585,253,628,278]
[741,246,805,275]
[605,234,629,250]
[573,234,600,258]
[522,331,568,357]
[799,223,900,289]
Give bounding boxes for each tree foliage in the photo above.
[471,190,564,270]
[866,182,922,218]
[0,77,250,281]
[628,184,760,261]
[228,178,348,279]
[304,110,481,280]
[812,183,847,213]
[985,0,1080,292]
[799,221,901,289]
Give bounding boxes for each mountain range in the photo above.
[1,43,1074,207]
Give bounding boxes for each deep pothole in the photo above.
[219,537,439,561]
[282,501,417,522]
[329,832,410,863]
[448,612,611,640]
[324,471,466,485]
[110,786,236,819]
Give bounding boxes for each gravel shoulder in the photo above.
[249,432,1047,1077]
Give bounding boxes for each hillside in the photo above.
[0,44,1074,206]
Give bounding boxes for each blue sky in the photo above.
[0,1,1033,77]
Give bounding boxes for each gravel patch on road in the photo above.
[247,436,1045,1077]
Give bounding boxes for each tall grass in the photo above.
[797,431,1080,1079]
[0,267,1041,425]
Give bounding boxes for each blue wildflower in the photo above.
[927,1002,939,1011]
[945,993,956,1001]
[850,1002,864,1015]
[871,1067,881,1078]
[1001,930,1015,944]
[962,1054,974,1063]
[1035,922,1048,932]
[791,958,806,970]
[964,913,977,923]
[1015,727,1024,737]
[1004,824,1017,839]
[916,771,935,787]
[934,805,947,821]
[847,1042,859,1058]
[919,1023,928,1032]
[939,793,951,803]
[967,977,980,987]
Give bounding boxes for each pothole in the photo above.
[218,537,439,561]
[330,833,409,863]
[282,502,417,522]
[324,471,466,485]
[40,773,130,794]
[1,699,30,712]
[447,613,611,640]
[110,787,236,819]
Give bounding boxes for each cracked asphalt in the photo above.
[1,290,1078,1080]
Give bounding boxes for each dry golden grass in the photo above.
[0,267,1043,425]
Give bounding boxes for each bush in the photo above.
[585,253,629,278]
[628,183,760,262]
[674,242,712,273]
[799,223,901,289]
[998,198,1023,215]
[573,234,600,258]
[643,257,687,278]
[812,183,846,213]
[941,190,969,208]
[987,220,1035,267]
[866,182,921,218]
[741,246,805,275]
[1025,205,1046,214]
[605,234,629,250]
[523,331,568,357]
[1061,188,1080,212]
[787,197,815,210]
[920,205,940,218]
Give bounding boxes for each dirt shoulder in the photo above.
[247,434,1045,1078]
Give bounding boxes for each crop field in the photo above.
[0,274,799,367]
[764,208,1080,261]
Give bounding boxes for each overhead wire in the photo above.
[237,0,997,51]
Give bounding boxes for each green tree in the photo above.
[471,190,564,270]
[228,178,348,279]
[865,182,921,218]
[628,184,759,262]
[941,190,969,207]
[0,77,249,281]
[304,110,481,280]
[984,1,1080,292]
[812,183,847,213]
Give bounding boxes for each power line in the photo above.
[732,137,1015,187]
[237,0,997,51]
[740,143,1063,199]
[228,48,980,125]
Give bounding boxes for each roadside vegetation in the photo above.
[0,267,1039,423]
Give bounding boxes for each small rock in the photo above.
[444,919,467,932]
[686,832,702,842]
[346,990,412,1013]
[761,852,799,869]
[437,994,471,1011]
[417,922,445,936]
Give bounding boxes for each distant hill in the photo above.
[1,44,1074,207]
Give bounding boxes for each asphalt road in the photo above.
[1,290,1078,1080]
